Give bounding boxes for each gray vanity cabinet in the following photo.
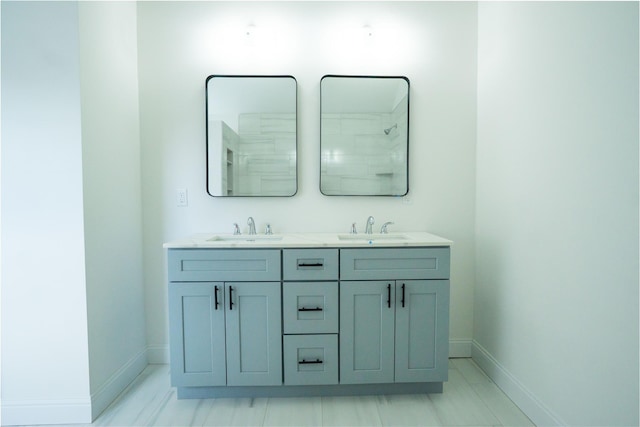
[169,282,226,387]
[224,281,282,386]
[339,280,395,384]
[167,243,451,397]
[168,249,282,388]
[394,279,449,382]
[339,248,450,385]
[282,249,339,386]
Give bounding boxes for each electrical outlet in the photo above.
[177,188,188,207]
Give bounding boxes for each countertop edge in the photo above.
[163,232,453,249]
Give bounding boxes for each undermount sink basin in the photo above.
[207,235,283,242]
[337,234,408,241]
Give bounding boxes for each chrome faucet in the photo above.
[365,216,375,234]
[380,221,394,234]
[232,223,241,235]
[350,222,358,234]
[247,217,256,235]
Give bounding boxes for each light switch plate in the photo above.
[177,188,188,207]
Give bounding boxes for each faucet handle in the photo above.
[232,223,241,235]
[265,224,273,235]
[350,223,358,234]
[380,222,394,234]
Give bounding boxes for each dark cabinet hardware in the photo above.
[214,285,220,310]
[401,283,406,308]
[298,263,324,268]
[387,283,391,308]
[298,307,323,312]
[228,286,234,310]
[299,359,323,364]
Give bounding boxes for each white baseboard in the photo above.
[146,344,170,364]
[1,349,148,426]
[1,398,92,426]
[449,339,472,357]
[90,348,148,420]
[471,340,565,426]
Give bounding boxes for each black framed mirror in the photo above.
[206,75,297,197]
[320,75,409,196]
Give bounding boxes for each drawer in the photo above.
[168,249,281,282]
[283,334,338,385]
[340,247,450,280]
[283,249,338,281]
[283,282,338,334]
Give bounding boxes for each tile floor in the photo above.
[50,358,535,427]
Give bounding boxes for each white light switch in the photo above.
[177,188,188,207]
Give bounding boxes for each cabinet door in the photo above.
[394,280,450,382]
[225,282,282,386]
[340,281,395,384]
[168,283,226,387]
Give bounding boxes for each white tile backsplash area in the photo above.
[321,96,408,195]
[234,112,296,196]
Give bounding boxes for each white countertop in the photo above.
[163,231,452,249]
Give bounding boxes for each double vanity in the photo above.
[164,231,451,399]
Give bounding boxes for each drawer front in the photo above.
[283,282,338,334]
[340,247,450,280]
[168,249,281,282]
[283,249,338,281]
[283,334,338,385]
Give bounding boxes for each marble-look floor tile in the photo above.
[322,395,382,426]
[201,397,268,426]
[376,394,443,426]
[93,365,172,426]
[471,382,535,427]
[451,358,493,385]
[26,360,535,427]
[145,393,214,426]
[429,381,501,426]
[262,397,322,426]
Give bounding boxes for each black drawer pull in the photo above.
[214,285,220,310]
[298,307,323,312]
[401,283,406,308]
[387,283,391,308]
[298,263,324,268]
[299,359,323,365]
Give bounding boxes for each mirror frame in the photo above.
[205,74,298,197]
[319,74,410,197]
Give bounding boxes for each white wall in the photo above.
[475,2,639,426]
[1,2,92,424]
[78,1,147,419]
[137,1,478,362]
[1,2,146,425]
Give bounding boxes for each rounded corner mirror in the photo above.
[320,75,409,196]
[206,75,297,197]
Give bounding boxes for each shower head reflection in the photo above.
[383,123,397,135]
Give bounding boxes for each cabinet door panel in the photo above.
[283,334,338,385]
[283,281,339,334]
[283,249,339,281]
[169,283,226,386]
[168,249,281,282]
[395,280,449,382]
[340,281,395,384]
[225,282,282,386]
[340,248,450,280]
